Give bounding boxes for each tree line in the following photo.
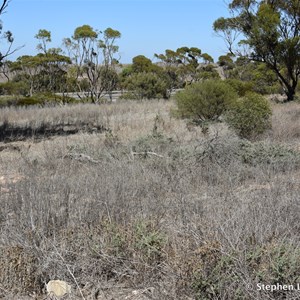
[0,0,300,103]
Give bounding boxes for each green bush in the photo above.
[174,80,238,122]
[225,93,272,140]
[0,81,29,96]
[16,96,44,106]
[224,78,254,97]
[192,241,300,300]
[16,93,76,107]
[122,72,168,100]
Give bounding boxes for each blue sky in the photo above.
[2,0,230,63]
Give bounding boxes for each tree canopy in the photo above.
[213,0,300,101]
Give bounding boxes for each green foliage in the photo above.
[35,29,51,53]
[16,96,44,106]
[175,80,238,122]
[73,24,98,40]
[155,47,204,86]
[131,55,155,73]
[227,61,281,95]
[122,72,168,100]
[12,52,71,95]
[103,27,121,39]
[64,24,121,103]
[198,65,221,81]
[225,93,272,140]
[133,221,166,263]
[237,140,300,169]
[247,243,300,289]
[218,54,234,68]
[213,1,300,101]
[0,81,29,96]
[192,241,300,300]
[224,79,254,97]
[15,93,76,107]
[201,53,214,64]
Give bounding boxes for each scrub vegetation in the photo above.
[1,0,300,299]
[1,100,300,299]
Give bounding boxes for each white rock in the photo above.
[46,280,71,298]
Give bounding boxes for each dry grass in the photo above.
[268,101,300,144]
[1,100,300,299]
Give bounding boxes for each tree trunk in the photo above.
[285,88,295,102]
[283,79,297,102]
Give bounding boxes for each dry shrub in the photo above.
[1,101,300,299]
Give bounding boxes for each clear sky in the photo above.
[2,0,230,63]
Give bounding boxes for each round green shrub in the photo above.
[225,92,272,140]
[122,72,168,100]
[174,80,238,122]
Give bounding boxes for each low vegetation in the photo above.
[1,100,300,299]
[1,1,300,298]
[174,80,237,123]
[225,92,272,140]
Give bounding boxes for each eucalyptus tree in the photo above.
[35,29,51,54]
[33,29,71,93]
[63,25,121,103]
[121,55,170,99]
[155,47,215,88]
[214,0,300,101]
[12,51,71,96]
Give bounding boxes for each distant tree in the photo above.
[11,55,41,96]
[122,72,168,100]
[33,30,72,94]
[201,53,214,64]
[63,25,121,103]
[198,64,220,81]
[217,54,233,67]
[12,52,71,96]
[35,29,51,54]
[154,49,182,93]
[217,54,235,78]
[155,47,203,87]
[132,55,157,73]
[213,0,300,101]
[176,46,202,85]
[120,54,173,99]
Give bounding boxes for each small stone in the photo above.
[46,280,71,298]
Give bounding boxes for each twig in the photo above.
[131,151,164,158]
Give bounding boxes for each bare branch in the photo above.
[0,0,9,16]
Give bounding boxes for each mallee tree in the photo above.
[214,0,300,101]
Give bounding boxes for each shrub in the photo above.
[174,80,238,122]
[0,81,29,96]
[192,241,300,300]
[225,93,272,140]
[224,78,254,97]
[122,72,168,100]
[16,93,76,107]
